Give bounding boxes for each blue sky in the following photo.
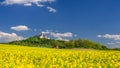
[0,0,120,48]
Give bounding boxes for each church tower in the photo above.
[39,32,49,39]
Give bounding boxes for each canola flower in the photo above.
[0,44,120,68]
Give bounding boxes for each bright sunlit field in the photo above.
[0,44,120,68]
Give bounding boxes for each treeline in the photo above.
[9,36,108,50]
[110,48,120,51]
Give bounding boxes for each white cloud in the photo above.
[97,34,120,48]
[107,42,116,45]
[51,32,73,38]
[97,34,120,40]
[11,25,30,31]
[39,30,74,41]
[47,6,56,13]
[24,3,32,6]
[51,32,73,41]
[1,0,55,6]
[41,31,73,41]
[107,42,120,48]
[107,42,120,45]
[1,0,56,13]
[0,31,25,43]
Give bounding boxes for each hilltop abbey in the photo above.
[39,32,50,39]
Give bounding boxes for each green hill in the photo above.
[9,36,108,50]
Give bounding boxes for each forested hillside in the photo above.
[9,36,108,50]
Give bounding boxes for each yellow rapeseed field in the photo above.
[0,44,120,68]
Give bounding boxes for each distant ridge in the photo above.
[9,33,108,50]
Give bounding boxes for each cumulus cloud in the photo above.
[107,42,120,45]
[107,42,120,48]
[51,32,73,41]
[1,0,55,6]
[24,3,32,6]
[97,34,120,48]
[47,6,56,13]
[40,31,74,41]
[11,25,30,31]
[51,32,73,38]
[97,34,120,40]
[1,0,56,13]
[0,31,25,43]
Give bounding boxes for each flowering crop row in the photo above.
[0,44,120,68]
